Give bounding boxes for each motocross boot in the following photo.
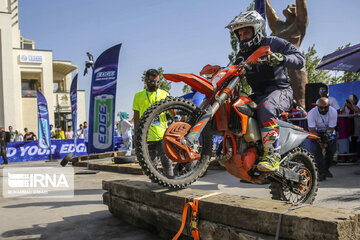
[257,125,281,172]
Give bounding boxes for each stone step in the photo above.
[103,180,360,240]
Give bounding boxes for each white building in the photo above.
[0,0,86,134]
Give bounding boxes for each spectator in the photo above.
[120,112,133,156]
[50,124,56,139]
[8,126,16,142]
[133,68,173,177]
[77,124,84,139]
[65,126,74,139]
[340,94,360,159]
[24,128,37,141]
[308,97,338,181]
[55,126,65,139]
[83,121,88,152]
[316,84,340,112]
[15,130,23,142]
[0,127,8,164]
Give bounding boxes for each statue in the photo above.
[266,0,309,108]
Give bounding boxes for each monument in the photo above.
[266,0,309,108]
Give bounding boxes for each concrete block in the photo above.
[103,192,273,240]
[103,180,360,240]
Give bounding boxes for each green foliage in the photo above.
[141,67,171,92]
[182,84,191,94]
[228,31,239,64]
[247,1,254,11]
[302,44,331,84]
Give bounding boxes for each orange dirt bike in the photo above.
[136,46,319,204]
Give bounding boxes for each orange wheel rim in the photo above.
[297,168,312,195]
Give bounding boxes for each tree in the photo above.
[141,67,171,92]
[182,84,191,94]
[302,44,331,84]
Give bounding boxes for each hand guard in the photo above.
[200,64,221,76]
[266,53,284,67]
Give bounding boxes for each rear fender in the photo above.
[279,127,309,155]
[163,73,214,98]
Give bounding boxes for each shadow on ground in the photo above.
[1,210,158,240]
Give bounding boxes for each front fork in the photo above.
[184,76,241,146]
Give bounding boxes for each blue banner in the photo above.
[255,0,266,21]
[70,74,78,149]
[37,91,51,150]
[1,137,124,163]
[88,44,122,154]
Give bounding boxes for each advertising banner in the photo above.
[36,91,51,150]
[88,44,122,153]
[1,137,125,163]
[70,74,78,149]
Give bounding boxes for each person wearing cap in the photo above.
[133,69,173,176]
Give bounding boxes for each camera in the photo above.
[317,131,335,143]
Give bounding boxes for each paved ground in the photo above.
[0,160,359,239]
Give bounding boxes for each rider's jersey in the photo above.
[235,36,305,96]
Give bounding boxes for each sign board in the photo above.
[19,54,43,63]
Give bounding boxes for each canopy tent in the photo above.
[316,43,360,72]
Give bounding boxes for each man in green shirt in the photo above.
[133,69,173,176]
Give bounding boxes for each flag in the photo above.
[88,44,122,153]
[36,90,51,149]
[255,0,266,21]
[70,74,78,150]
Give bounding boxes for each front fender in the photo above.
[163,73,214,98]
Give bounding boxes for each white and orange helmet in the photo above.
[226,10,266,53]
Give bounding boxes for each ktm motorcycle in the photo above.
[135,46,319,204]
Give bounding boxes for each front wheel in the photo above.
[135,96,213,189]
[269,147,318,204]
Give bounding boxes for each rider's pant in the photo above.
[255,87,293,153]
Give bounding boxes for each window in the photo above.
[54,81,65,92]
[23,43,33,49]
[22,79,39,97]
[20,37,35,50]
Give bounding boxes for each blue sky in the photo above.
[18,0,360,119]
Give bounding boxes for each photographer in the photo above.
[308,97,338,181]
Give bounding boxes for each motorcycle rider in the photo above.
[202,11,305,172]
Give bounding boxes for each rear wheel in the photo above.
[269,147,318,204]
[135,96,213,189]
